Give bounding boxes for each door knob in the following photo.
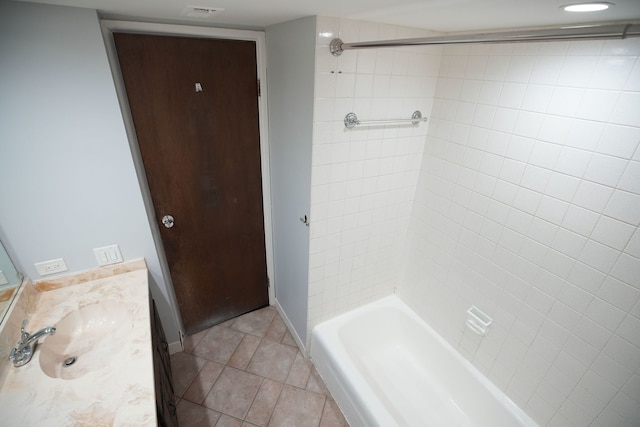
[162,215,175,228]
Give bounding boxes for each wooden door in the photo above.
[114,33,268,335]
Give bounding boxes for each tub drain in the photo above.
[63,356,77,367]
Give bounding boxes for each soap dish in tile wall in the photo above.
[466,306,493,336]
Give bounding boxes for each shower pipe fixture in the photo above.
[344,110,427,129]
[329,22,640,55]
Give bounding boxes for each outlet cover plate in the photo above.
[93,244,123,266]
[34,258,68,276]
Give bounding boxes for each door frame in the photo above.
[101,20,275,342]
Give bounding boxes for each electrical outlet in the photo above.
[93,244,123,266]
[0,270,8,286]
[34,258,68,276]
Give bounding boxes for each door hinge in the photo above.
[257,79,261,97]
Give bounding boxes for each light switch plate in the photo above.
[93,244,123,266]
[34,258,68,276]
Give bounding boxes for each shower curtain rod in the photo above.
[329,22,640,55]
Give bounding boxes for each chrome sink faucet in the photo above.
[9,319,56,367]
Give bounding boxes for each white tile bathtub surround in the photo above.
[307,17,442,339]
[398,37,640,427]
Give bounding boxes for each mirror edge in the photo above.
[0,239,25,327]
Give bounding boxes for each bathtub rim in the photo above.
[310,295,539,427]
[312,314,391,427]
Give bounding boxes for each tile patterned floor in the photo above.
[171,306,350,427]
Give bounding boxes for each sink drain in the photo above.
[63,356,77,367]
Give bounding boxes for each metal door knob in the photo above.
[162,215,175,228]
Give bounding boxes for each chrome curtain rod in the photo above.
[344,111,427,129]
[330,23,640,55]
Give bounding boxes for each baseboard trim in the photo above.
[273,299,307,356]
[168,340,183,355]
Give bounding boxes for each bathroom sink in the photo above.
[38,301,133,380]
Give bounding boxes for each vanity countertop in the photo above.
[0,259,156,426]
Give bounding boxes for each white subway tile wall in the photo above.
[398,38,640,426]
[307,17,442,337]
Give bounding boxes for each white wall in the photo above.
[0,2,179,342]
[306,17,441,341]
[399,39,640,426]
[265,17,316,347]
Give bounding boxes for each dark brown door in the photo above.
[114,33,268,335]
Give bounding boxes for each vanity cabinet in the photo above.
[150,298,178,427]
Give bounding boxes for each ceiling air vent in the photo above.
[181,6,224,19]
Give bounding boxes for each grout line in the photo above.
[318,395,330,427]
[200,361,227,407]
[245,337,263,372]
[253,377,285,427]
[241,374,265,421]
[173,355,208,402]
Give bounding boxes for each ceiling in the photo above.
[16,0,640,33]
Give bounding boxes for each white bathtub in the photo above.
[311,296,539,427]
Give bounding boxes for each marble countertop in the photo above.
[0,259,156,426]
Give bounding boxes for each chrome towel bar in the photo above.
[344,110,428,129]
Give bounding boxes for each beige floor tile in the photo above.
[319,398,349,427]
[216,414,244,427]
[231,306,277,337]
[218,317,238,328]
[183,360,225,404]
[264,315,287,342]
[183,329,209,354]
[177,399,221,427]
[204,366,263,419]
[268,385,326,427]
[171,351,208,397]
[171,308,349,427]
[280,330,297,347]
[247,340,298,382]
[306,366,331,396]
[193,325,245,363]
[228,334,262,370]
[285,352,312,389]
[245,378,283,426]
